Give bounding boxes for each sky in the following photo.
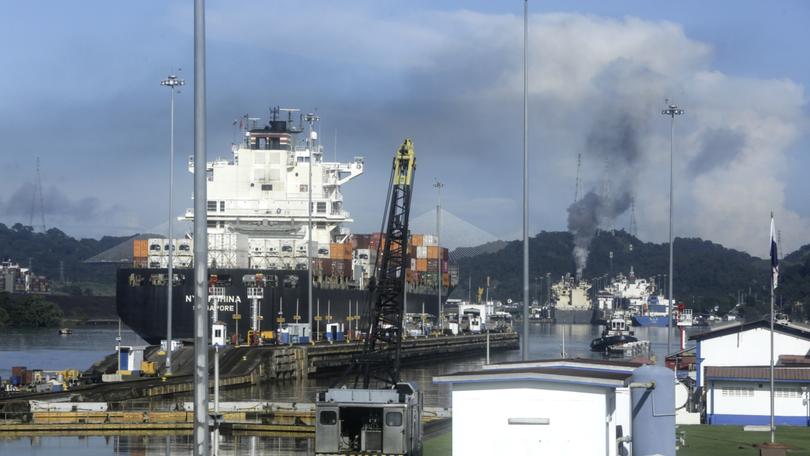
[0,1,809,258]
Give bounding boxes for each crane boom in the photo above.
[358,139,416,388]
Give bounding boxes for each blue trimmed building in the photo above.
[705,366,810,425]
[690,320,810,426]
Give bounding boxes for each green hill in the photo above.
[0,223,126,294]
[454,230,808,320]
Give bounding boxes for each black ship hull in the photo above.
[117,268,446,345]
[589,334,638,352]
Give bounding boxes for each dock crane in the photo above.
[315,139,423,455]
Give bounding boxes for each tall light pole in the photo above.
[662,101,684,359]
[161,73,184,376]
[522,0,530,361]
[433,179,444,329]
[306,113,319,342]
[192,0,210,453]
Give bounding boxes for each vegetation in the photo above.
[678,425,810,455]
[424,431,451,456]
[0,292,63,327]
[0,223,125,294]
[454,230,810,320]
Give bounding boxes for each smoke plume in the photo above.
[567,111,642,278]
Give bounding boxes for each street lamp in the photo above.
[160,73,184,376]
[305,113,319,344]
[433,179,444,329]
[661,100,684,359]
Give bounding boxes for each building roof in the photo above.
[689,320,810,342]
[705,366,810,382]
[433,366,633,388]
[482,357,644,373]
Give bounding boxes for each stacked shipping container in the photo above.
[134,232,458,290]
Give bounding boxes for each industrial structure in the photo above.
[315,139,423,455]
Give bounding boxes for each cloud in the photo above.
[1,3,807,256]
[0,183,143,236]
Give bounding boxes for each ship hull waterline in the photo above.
[117,268,447,345]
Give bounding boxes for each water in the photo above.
[0,323,692,454]
[0,327,146,379]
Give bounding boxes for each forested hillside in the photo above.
[454,230,808,320]
[0,223,126,292]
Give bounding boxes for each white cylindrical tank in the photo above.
[630,365,675,456]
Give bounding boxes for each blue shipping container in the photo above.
[10,375,21,386]
[299,336,310,344]
[279,333,289,344]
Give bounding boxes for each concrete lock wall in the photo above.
[451,382,612,456]
[698,329,810,388]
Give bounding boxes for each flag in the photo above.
[770,215,779,289]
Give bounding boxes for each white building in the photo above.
[690,320,810,389]
[434,359,673,456]
[705,366,810,425]
[690,320,810,426]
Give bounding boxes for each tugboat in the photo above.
[58,328,73,336]
[590,313,637,353]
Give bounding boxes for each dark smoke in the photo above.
[567,111,642,278]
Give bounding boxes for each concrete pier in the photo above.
[0,333,518,406]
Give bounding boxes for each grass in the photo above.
[424,431,451,456]
[679,425,810,455]
[422,426,810,455]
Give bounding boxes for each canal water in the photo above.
[0,323,695,454]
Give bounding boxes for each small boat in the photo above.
[590,314,637,352]
[58,328,73,335]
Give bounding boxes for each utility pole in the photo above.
[433,179,444,330]
[192,0,210,453]
[161,72,184,376]
[662,100,684,360]
[521,0,530,362]
[306,113,319,344]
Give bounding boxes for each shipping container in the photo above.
[11,366,26,377]
[330,243,352,260]
[416,258,428,272]
[411,234,424,246]
[416,246,428,259]
[427,246,442,259]
[133,239,148,258]
[423,234,438,246]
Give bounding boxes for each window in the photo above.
[776,388,802,398]
[261,184,273,191]
[320,411,337,425]
[721,386,754,397]
[385,411,402,427]
[207,201,217,211]
[215,329,222,338]
[300,184,308,192]
[317,202,326,213]
[219,201,225,211]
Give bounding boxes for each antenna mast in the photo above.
[574,153,582,204]
[29,157,46,232]
[629,197,638,238]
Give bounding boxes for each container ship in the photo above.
[117,108,456,345]
[550,274,594,324]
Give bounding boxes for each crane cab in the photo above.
[315,382,423,455]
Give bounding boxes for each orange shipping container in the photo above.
[427,246,442,259]
[133,239,148,258]
[330,243,352,260]
[411,234,424,247]
[416,258,428,272]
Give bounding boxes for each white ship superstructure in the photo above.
[182,108,364,269]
